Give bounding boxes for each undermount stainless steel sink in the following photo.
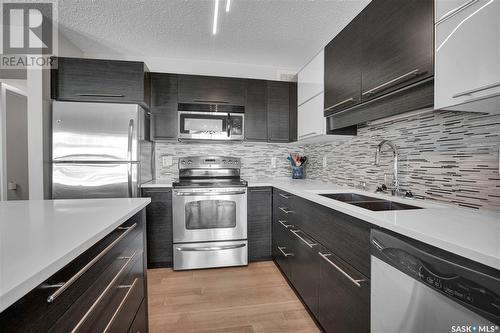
[319,193,423,211]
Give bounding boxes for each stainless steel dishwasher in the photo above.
[371,229,500,333]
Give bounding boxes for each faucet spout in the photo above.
[374,140,399,195]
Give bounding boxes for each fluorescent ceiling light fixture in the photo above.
[226,0,231,12]
[213,0,219,35]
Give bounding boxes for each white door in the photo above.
[435,0,500,112]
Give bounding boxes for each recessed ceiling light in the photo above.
[212,0,219,35]
[226,0,231,12]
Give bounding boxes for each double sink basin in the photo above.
[319,193,423,211]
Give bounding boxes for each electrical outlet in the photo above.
[271,157,277,168]
[322,156,327,168]
[161,155,172,167]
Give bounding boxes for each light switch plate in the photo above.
[322,156,327,168]
[271,157,277,168]
[162,155,172,167]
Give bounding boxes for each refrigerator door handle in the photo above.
[127,119,134,161]
[127,163,133,198]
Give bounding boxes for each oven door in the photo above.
[172,187,247,243]
[178,111,231,140]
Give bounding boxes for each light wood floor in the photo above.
[147,261,320,333]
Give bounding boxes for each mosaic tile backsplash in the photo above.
[155,110,500,211]
[305,110,500,211]
[155,141,305,180]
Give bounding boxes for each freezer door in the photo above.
[52,163,139,199]
[52,101,147,162]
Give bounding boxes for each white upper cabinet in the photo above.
[435,0,500,113]
[298,92,325,141]
[298,50,324,106]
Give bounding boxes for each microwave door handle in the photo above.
[227,114,231,137]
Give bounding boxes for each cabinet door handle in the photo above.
[77,93,125,97]
[436,0,479,24]
[278,220,294,228]
[318,252,367,288]
[46,223,137,303]
[279,207,294,214]
[70,252,138,333]
[102,278,139,333]
[324,97,355,112]
[452,81,500,98]
[278,246,294,257]
[290,229,318,248]
[362,69,420,96]
[279,193,291,199]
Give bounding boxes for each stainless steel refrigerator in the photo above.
[52,101,153,199]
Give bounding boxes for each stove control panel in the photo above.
[179,156,241,169]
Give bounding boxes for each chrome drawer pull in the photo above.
[362,69,420,96]
[176,243,246,252]
[324,97,355,112]
[318,252,366,288]
[174,190,246,196]
[452,81,500,98]
[46,223,137,303]
[70,252,138,333]
[290,230,318,248]
[102,278,139,333]
[77,93,125,97]
[278,220,294,228]
[278,246,294,257]
[279,207,294,214]
[436,0,478,24]
[279,193,291,199]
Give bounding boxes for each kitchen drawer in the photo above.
[128,300,147,333]
[318,247,370,333]
[292,197,371,277]
[272,216,295,280]
[49,246,144,333]
[0,214,144,333]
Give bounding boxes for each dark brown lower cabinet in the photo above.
[247,187,272,261]
[288,229,320,318]
[318,250,370,333]
[128,300,147,333]
[141,188,173,268]
[272,190,371,332]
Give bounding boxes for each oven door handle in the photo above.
[174,190,246,196]
[175,243,246,252]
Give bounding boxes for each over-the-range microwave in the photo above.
[177,103,244,141]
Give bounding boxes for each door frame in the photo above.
[0,83,28,200]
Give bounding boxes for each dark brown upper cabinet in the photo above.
[267,81,297,143]
[324,14,362,114]
[177,75,245,105]
[51,57,150,108]
[150,73,178,140]
[245,79,268,141]
[361,0,434,102]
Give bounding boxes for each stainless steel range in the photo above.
[172,156,248,270]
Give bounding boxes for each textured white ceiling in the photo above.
[57,0,370,75]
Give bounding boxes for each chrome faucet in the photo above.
[374,140,399,195]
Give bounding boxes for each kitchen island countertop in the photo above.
[0,198,151,312]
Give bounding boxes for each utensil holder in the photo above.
[292,165,305,179]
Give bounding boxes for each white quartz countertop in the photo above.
[0,198,151,312]
[143,178,500,270]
